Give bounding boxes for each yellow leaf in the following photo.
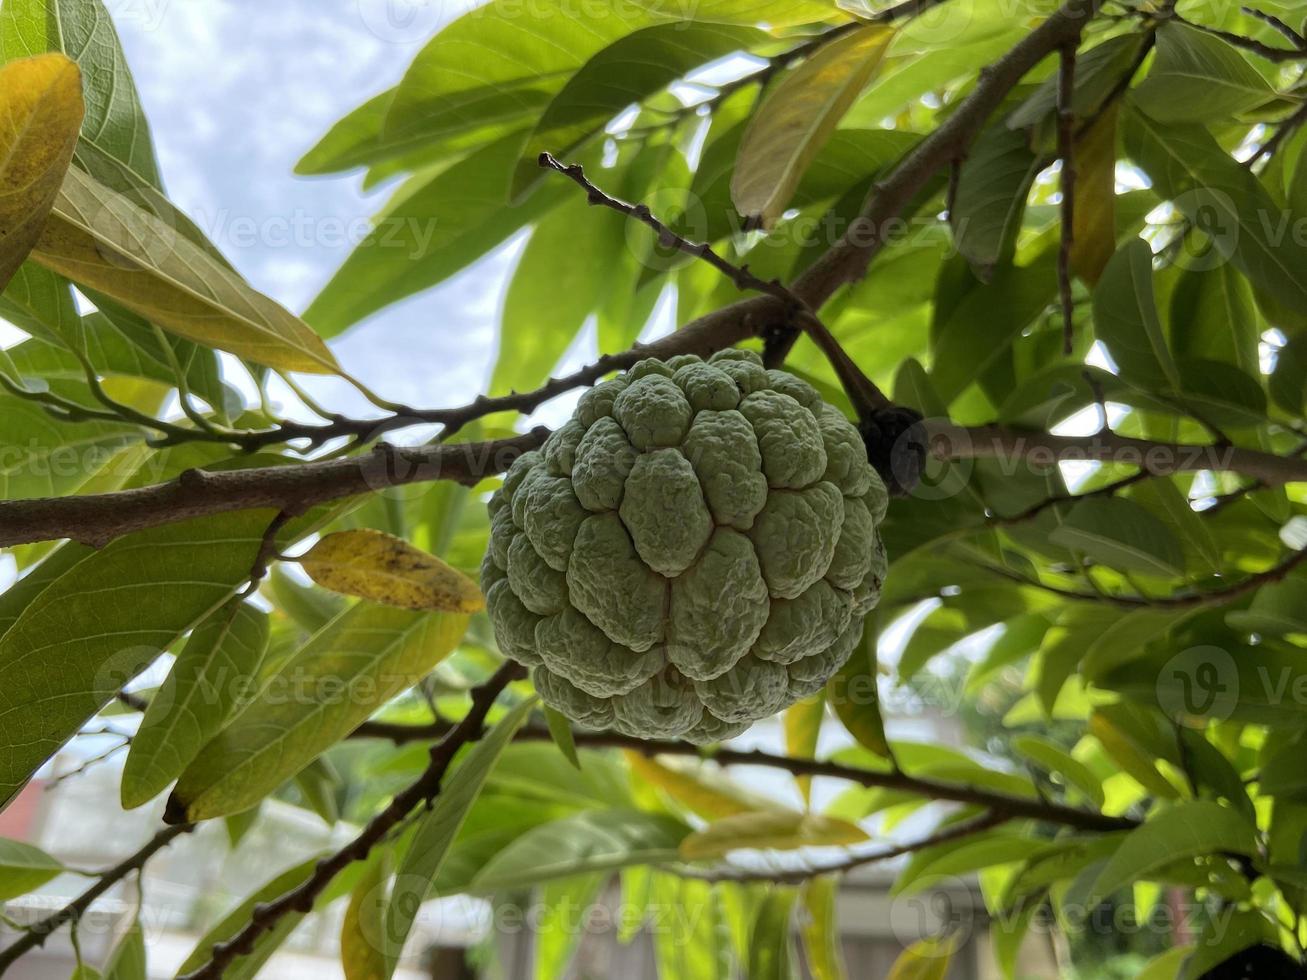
[783,692,825,805]
[298,529,484,612]
[31,165,339,374]
[626,753,774,820]
[0,54,84,291]
[887,937,955,980]
[731,24,893,229]
[679,810,867,860]
[1071,104,1118,286]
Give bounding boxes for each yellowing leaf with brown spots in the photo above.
[0,54,84,290]
[298,529,484,612]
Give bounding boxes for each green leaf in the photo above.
[510,22,766,198]
[472,809,689,892]
[543,705,581,770]
[102,919,146,980]
[32,166,339,374]
[1227,573,1307,636]
[1136,947,1192,980]
[649,873,732,980]
[121,600,270,809]
[1089,706,1183,798]
[680,811,867,860]
[1132,22,1275,123]
[175,856,323,980]
[382,3,656,157]
[1082,607,1195,678]
[0,0,162,187]
[893,831,1036,896]
[340,848,388,980]
[1129,479,1220,576]
[0,510,303,809]
[731,25,894,229]
[383,697,536,975]
[0,837,64,901]
[799,876,846,980]
[888,937,954,980]
[747,888,797,980]
[533,873,609,980]
[1012,734,1105,808]
[0,393,137,500]
[1169,262,1261,377]
[0,543,91,641]
[1092,239,1179,390]
[929,249,1057,404]
[491,194,616,397]
[828,625,891,760]
[1007,33,1145,143]
[294,756,342,826]
[1124,107,1307,314]
[783,692,824,804]
[304,133,562,338]
[1047,497,1186,577]
[949,122,1042,280]
[170,605,470,821]
[1086,801,1258,908]
[268,565,346,634]
[0,54,84,291]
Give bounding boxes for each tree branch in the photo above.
[0,430,546,549]
[0,824,194,973]
[5,419,1307,550]
[680,809,1011,884]
[538,151,889,418]
[928,421,1307,487]
[349,722,1135,834]
[176,661,525,980]
[1056,41,1078,355]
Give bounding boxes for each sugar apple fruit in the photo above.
[482,349,888,743]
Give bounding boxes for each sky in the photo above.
[110,0,526,417]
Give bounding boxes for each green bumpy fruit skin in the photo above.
[483,350,888,744]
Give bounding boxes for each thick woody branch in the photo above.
[0,431,546,549]
[0,824,194,973]
[4,422,1306,549]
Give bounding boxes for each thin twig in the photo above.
[0,825,194,973]
[1242,5,1306,46]
[990,470,1150,526]
[1171,12,1306,61]
[1056,41,1079,355]
[1249,100,1307,167]
[681,810,1010,884]
[972,545,1307,609]
[346,722,1135,833]
[177,662,525,980]
[538,152,890,419]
